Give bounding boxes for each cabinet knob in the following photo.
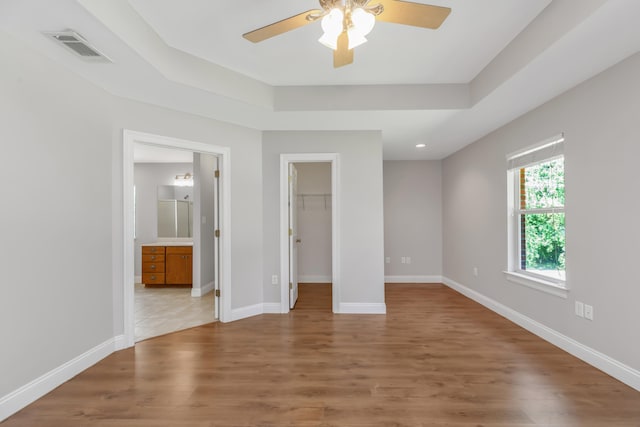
[151,275,156,280]
[151,256,156,260]
[151,265,156,269]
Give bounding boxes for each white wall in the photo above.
[110,94,263,330]
[295,162,332,283]
[383,160,442,281]
[133,162,193,276]
[262,131,385,307]
[0,31,114,397]
[442,52,640,374]
[0,30,264,414]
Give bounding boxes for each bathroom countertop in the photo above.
[141,241,193,247]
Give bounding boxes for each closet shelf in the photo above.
[297,193,331,210]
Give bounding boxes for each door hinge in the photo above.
[288,175,292,183]
[214,170,220,178]
[215,289,220,297]
[289,282,293,290]
[288,228,292,236]
[215,229,220,238]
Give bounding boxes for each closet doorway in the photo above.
[293,162,333,310]
[280,153,340,313]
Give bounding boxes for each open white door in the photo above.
[213,156,220,320]
[288,163,299,309]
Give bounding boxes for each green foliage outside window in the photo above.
[522,158,565,272]
[523,213,565,270]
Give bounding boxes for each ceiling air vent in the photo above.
[44,31,112,63]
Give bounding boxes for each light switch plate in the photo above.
[575,301,584,318]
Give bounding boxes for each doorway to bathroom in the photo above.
[123,130,231,348]
[132,146,220,341]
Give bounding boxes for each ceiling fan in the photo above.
[243,0,451,68]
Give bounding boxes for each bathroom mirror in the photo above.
[157,185,193,238]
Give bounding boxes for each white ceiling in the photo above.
[127,0,549,86]
[1,0,639,160]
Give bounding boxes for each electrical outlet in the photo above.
[271,274,278,285]
[575,301,584,318]
[401,257,406,264]
[584,304,594,321]
[406,257,411,264]
[473,267,478,277]
[385,257,390,264]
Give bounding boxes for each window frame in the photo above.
[505,135,568,297]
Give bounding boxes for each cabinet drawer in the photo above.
[142,254,165,263]
[166,246,192,255]
[142,246,166,255]
[143,262,165,273]
[142,273,165,285]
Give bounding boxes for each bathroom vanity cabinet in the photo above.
[141,244,192,287]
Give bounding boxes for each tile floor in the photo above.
[134,283,216,341]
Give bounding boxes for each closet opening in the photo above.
[279,153,340,313]
[290,162,333,311]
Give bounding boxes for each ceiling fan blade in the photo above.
[333,31,354,68]
[376,1,451,29]
[243,9,323,43]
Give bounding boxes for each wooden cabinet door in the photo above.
[165,254,192,285]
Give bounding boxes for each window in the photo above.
[506,135,566,291]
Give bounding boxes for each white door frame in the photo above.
[279,153,340,313]
[122,130,232,348]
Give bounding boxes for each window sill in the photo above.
[503,271,569,299]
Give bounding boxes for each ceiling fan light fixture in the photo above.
[319,8,344,50]
[347,28,367,49]
[319,5,375,51]
[318,32,338,50]
[351,7,375,36]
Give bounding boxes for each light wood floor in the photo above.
[135,283,215,341]
[4,284,640,426]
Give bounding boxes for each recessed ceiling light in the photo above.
[416,143,427,148]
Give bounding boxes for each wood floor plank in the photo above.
[3,283,639,426]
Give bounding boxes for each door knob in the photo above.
[296,239,301,243]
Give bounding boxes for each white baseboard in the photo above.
[299,275,332,283]
[0,335,124,422]
[442,276,640,392]
[385,275,443,283]
[339,303,386,314]
[113,334,127,351]
[191,281,215,297]
[231,303,264,321]
[262,303,282,314]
